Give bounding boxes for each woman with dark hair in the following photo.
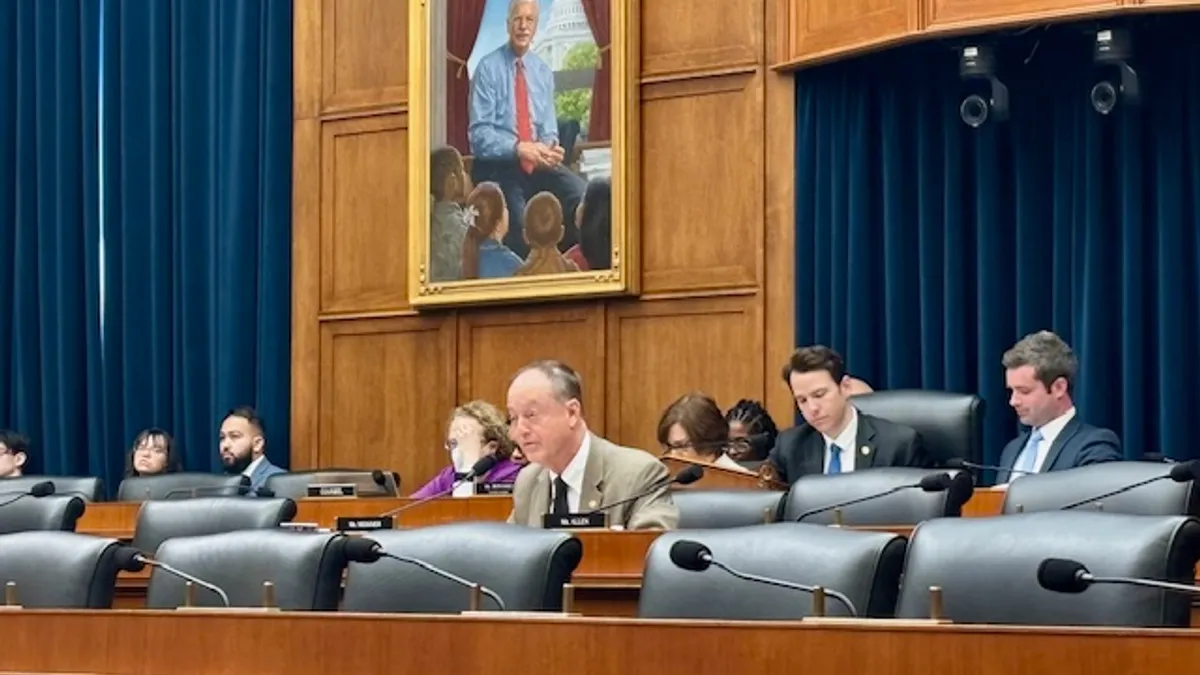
[724,399,779,463]
[125,428,182,477]
[564,177,611,271]
[656,392,752,473]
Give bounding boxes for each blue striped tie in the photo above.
[1013,429,1044,475]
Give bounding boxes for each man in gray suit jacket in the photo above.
[506,360,678,530]
[219,406,286,496]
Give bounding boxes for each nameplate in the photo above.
[542,512,607,529]
[475,482,514,495]
[307,483,356,498]
[335,516,395,532]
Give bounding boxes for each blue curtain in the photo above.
[794,17,1200,466]
[0,0,103,476]
[97,0,293,481]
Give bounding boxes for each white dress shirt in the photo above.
[822,406,860,474]
[1030,407,1076,472]
[549,432,592,513]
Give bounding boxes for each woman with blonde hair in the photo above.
[410,400,524,498]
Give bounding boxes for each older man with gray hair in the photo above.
[505,359,678,530]
[997,330,1122,482]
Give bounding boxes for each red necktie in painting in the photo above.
[514,59,534,174]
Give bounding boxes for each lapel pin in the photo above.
[861,446,871,455]
[587,500,598,509]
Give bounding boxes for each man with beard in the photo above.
[218,406,285,495]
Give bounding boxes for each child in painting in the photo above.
[429,146,471,282]
[461,182,523,280]
[564,177,613,272]
[516,192,579,277]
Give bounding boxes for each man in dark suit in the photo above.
[768,345,928,484]
[996,331,1122,483]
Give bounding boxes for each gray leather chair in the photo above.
[896,512,1200,627]
[117,473,251,501]
[342,522,582,613]
[146,530,349,610]
[0,496,86,534]
[850,390,984,466]
[264,469,399,499]
[0,475,104,501]
[781,467,974,525]
[0,532,125,608]
[639,523,906,619]
[673,490,786,528]
[130,497,297,554]
[1001,462,1199,516]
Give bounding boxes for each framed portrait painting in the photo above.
[408,0,638,307]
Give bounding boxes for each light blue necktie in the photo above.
[1013,429,1044,475]
[828,443,843,475]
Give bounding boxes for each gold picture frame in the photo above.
[407,0,639,308]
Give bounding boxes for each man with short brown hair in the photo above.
[768,345,927,484]
[997,331,1121,482]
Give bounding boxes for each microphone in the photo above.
[123,547,231,607]
[371,469,387,486]
[1037,557,1200,596]
[0,481,56,507]
[585,465,704,516]
[344,537,507,610]
[669,540,859,616]
[379,455,499,519]
[1059,461,1200,510]
[793,472,953,522]
[160,482,254,500]
[944,458,1035,477]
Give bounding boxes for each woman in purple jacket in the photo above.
[410,400,524,498]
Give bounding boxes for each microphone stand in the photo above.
[142,558,232,607]
[795,485,911,522]
[706,558,858,616]
[380,552,507,611]
[1059,475,1168,510]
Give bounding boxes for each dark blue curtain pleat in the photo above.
[794,18,1200,467]
[0,0,100,475]
[100,0,293,480]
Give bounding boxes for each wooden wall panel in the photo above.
[320,0,408,114]
[640,73,762,295]
[457,305,607,435]
[788,0,915,63]
[605,296,764,452]
[318,316,457,486]
[319,115,410,315]
[293,0,797,487]
[926,0,1119,28]
[641,0,761,77]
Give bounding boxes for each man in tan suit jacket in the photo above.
[505,360,678,530]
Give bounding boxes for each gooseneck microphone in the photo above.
[0,481,56,507]
[378,455,500,519]
[944,458,1034,477]
[1037,557,1200,596]
[586,465,704,516]
[793,472,954,522]
[160,484,256,500]
[344,537,507,610]
[669,540,859,616]
[119,547,231,607]
[1059,461,1200,511]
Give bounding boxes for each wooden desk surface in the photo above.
[3,610,1199,675]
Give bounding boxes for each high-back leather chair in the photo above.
[780,467,973,525]
[130,497,297,554]
[896,512,1200,627]
[342,522,582,613]
[117,473,251,501]
[0,532,125,608]
[639,524,907,619]
[0,475,104,501]
[673,490,786,528]
[146,530,349,610]
[264,469,399,499]
[850,390,984,466]
[1001,462,1199,516]
[0,496,86,534]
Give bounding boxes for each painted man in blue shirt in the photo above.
[469,0,585,258]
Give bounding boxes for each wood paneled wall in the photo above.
[291,0,796,487]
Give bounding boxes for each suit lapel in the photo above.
[855,414,879,469]
[580,435,606,512]
[529,470,551,526]
[801,431,825,476]
[1042,417,1081,472]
